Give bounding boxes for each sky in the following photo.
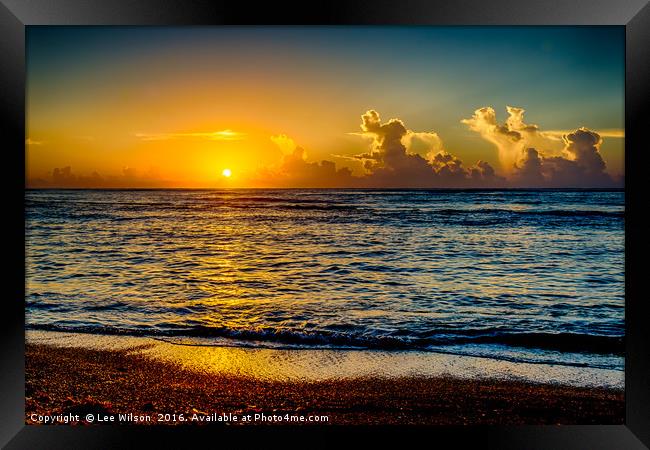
[26,26,625,188]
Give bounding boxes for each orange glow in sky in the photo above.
[26,27,624,189]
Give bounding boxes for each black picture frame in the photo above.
[2,0,649,448]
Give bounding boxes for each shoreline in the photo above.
[25,331,624,425]
[26,330,624,388]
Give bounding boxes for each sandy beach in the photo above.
[25,333,624,426]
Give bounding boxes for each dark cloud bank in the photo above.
[28,166,175,189]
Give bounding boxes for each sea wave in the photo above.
[26,322,624,356]
[25,189,626,372]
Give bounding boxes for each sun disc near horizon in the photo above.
[222,168,232,178]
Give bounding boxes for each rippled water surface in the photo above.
[26,189,625,370]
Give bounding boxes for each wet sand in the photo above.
[25,342,624,426]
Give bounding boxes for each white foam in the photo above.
[27,330,624,389]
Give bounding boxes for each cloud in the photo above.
[463,106,620,187]
[563,128,606,174]
[404,131,444,159]
[248,110,504,188]
[135,129,246,141]
[512,148,546,186]
[469,160,503,185]
[354,110,433,179]
[29,166,174,188]
[513,128,616,187]
[353,110,504,187]
[34,108,621,189]
[270,134,300,156]
[461,106,565,172]
[251,141,354,188]
[51,166,102,187]
[545,128,624,139]
[26,138,44,146]
[350,114,444,165]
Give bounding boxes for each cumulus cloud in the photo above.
[349,113,444,167]
[249,139,354,188]
[512,128,615,187]
[563,128,606,174]
[353,110,434,182]
[469,160,502,184]
[461,106,563,172]
[403,131,445,158]
[463,106,619,187]
[354,110,504,187]
[248,110,504,188]
[512,148,546,186]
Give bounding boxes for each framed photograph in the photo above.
[2,0,649,448]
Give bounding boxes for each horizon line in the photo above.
[24,187,625,191]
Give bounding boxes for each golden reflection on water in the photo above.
[26,190,625,369]
[27,330,624,389]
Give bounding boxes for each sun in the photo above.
[222,168,232,178]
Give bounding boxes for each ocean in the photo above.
[25,189,625,373]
